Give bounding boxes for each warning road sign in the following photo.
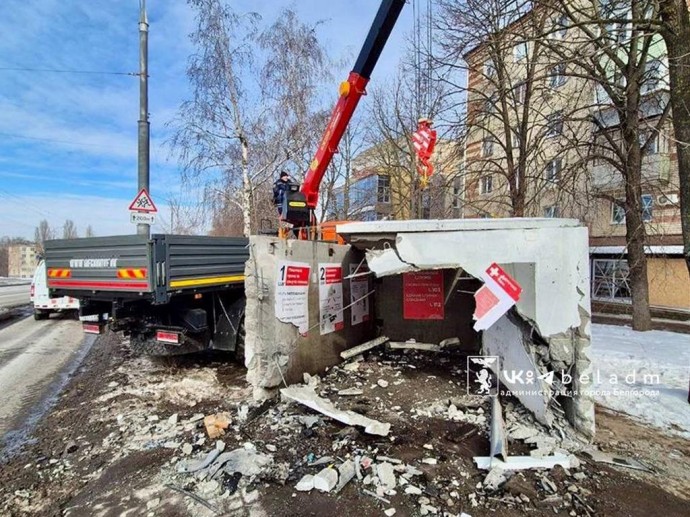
[128,189,158,213]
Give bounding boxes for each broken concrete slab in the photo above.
[583,450,653,472]
[334,460,356,493]
[295,474,314,492]
[404,485,423,495]
[473,453,571,471]
[213,448,273,478]
[177,449,221,474]
[313,467,339,492]
[490,397,507,460]
[281,385,390,436]
[341,336,390,359]
[483,466,508,491]
[388,341,442,352]
[377,462,396,490]
[439,337,461,348]
[338,387,364,396]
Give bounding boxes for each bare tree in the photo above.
[542,0,674,330]
[62,220,78,239]
[85,225,95,238]
[34,220,54,255]
[170,1,330,237]
[658,0,690,275]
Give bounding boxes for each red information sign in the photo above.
[282,265,310,286]
[322,266,342,284]
[403,270,445,320]
[474,285,499,320]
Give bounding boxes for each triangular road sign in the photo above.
[129,188,158,213]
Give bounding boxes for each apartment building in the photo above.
[462,5,689,309]
[328,139,462,222]
[8,243,37,278]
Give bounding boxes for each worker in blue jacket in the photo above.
[273,171,292,217]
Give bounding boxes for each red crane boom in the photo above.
[283,0,406,228]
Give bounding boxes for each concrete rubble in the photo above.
[280,385,391,436]
[15,329,615,517]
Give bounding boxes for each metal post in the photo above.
[137,0,150,236]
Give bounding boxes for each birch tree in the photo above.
[170,1,329,237]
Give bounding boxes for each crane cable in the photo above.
[412,0,436,192]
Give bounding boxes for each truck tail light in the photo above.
[30,284,35,299]
[156,331,180,344]
[83,323,102,334]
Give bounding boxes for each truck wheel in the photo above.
[235,317,246,365]
[129,334,207,356]
[34,310,48,321]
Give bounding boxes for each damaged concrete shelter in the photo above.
[244,218,594,437]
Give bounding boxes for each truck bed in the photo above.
[44,234,248,303]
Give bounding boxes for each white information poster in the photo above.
[275,261,311,334]
[318,263,344,335]
[349,263,370,326]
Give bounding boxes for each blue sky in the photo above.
[0,0,413,239]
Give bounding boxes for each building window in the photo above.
[484,59,496,79]
[639,129,659,155]
[549,63,567,88]
[544,205,559,218]
[545,158,562,182]
[642,58,662,94]
[377,175,390,203]
[611,200,626,224]
[611,196,653,223]
[546,111,564,138]
[483,93,497,114]
[592,259,631,301]
[642,194,653,222]
[514,81,526,104]
[511,128,520,148]
[514,41,528,61]
[481,137,495,157]
[452,185,461,209]
[480,175,493,194]
[550,14,569,39]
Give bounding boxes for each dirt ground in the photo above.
[0,332,688,517]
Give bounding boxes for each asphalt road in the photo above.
[0,285,30,310]
[0,314,88,444]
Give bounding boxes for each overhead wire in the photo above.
[0,131,132,151]
[0,66,138,76]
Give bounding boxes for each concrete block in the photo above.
[314,467,338,492]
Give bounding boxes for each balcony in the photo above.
[592,153,670,190]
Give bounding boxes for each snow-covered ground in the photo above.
[590,323,690,438]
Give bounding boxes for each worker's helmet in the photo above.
[418,117,432,125]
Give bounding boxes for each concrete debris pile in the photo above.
[34,339,602,516]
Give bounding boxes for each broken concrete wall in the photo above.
[244,236,375,397]
[376,269,481,350]
[338,219,594,438]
